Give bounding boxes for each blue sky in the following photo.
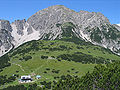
[0,0,120,24]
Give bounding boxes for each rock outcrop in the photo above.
[0,20,13,56]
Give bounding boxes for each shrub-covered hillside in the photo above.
[53,61,120,90]
[0,39,120,89]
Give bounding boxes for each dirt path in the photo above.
[11,62,25,72]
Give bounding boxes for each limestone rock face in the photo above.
[0,20,13,56]
[0,5,120,56]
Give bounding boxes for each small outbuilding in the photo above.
[36,75,41,79]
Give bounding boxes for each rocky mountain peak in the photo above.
[27,5,110,32]
[40,5,73,12]
[0,5,120,56]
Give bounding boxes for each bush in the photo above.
[44,71,47,73]
[52,69,60,74]
[71,68,75,70]
[51,56,55,58]
[20,56,32,61]
[46,68,50,71]
[67,70,70,73]
[41,55,48,59]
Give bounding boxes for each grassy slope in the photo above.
[0,40,120,88]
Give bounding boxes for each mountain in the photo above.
[0,5,120,89]
[0,5,120,56]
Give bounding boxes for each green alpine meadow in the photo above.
[0,37,120,89]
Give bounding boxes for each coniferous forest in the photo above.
[52,61,120,90]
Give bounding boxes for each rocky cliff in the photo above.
[0,5,120,56]
[0,20,13,56]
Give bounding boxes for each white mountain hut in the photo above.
[19,75,33,83]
